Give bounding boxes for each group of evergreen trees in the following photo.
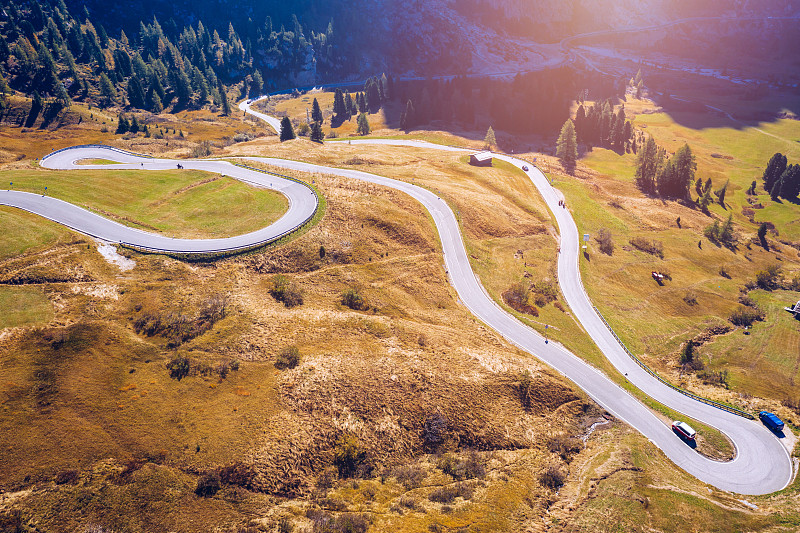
[763,153,800,201]
[0,0,336,118]
[635,137,697,199]
[393,68,620,136]
[574,101,634,153]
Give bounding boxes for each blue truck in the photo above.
[759,411,785,432]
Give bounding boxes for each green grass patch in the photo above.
[75,159,119,165]
[4,168,288,239]
[0,206,75,260]
[0,286,53,328]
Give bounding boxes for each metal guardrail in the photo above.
[40,144,156,163]
[592,305,755,420]
[40,146,322,257]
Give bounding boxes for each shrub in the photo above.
[341,288,367,311]
[532,281,558,307]
[55,469,79,485]
[437,451,486,480]
[729,305,765,327]
[539,464,565,490]
[195,472,221,497]
[296,122,311,137]
[756,264,782,290]
[679,340,695,365]
[278,517,294,533]
[334,434,368,478]
[393,465,426,489]
[166,356,191,380]
[629,237,664,258]
[502,281,539,315]
[554,301,566,312]
[218,462,256,490]
[595,228,614,255]
[428,483,473,503]
[275,346,301,370]
[399,496,419,510]
[190,140,213,158]
[423,412,449,451]
[683,291,698,306]
[518,369,533,410]
[270,275,304,308]
[719,266,731,279]
[547,435,582,463]
[698,369,729,388]
[310,511,370,533]
[232,132,254,143]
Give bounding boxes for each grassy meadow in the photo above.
[561,93,800,412]
[3,168,287,239]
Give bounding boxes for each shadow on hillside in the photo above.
[649,81,800,134]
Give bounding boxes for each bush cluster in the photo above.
[422,412,449,452]
[195,472,221,497]
[428,483,474,503]
[547,435,583,463]
[539,464,566,490]
[341,288,367,311]
[392,465,426,489]
[595,228,614,255]
[308,511,370,533]
[729,305,765,327]
[133,295,229,348]
[275,346,301,370]
[270,274,304,308]
[629,237,664,258]
[333,434,370,478]
[437,451,485,480]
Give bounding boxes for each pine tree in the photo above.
[279,116,295,141]
[714,180,729,206]
[127,76,146,109]
[218,80,231,115]
[695,177,703,196]
[698,186,713,213]
[332,89,346,120]
[129,115,139,133]
[116,114,129,134]
[763,153,788,193]
[357,112,370,135]
[311,97,323,123]
[635,135,662,194]
[770,177,783,200]
[720,213,734,244]
[365,78,381,111]
[484,126,497,150]
[310,121,323,143]
[574,104,586,143]
[99,72,116,107]
[400,99,415,131]
[556,119,578,166]
[779,164,800,199]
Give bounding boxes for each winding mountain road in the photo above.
[1,147,317,254]
[0,101,792,494]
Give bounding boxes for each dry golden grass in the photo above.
[0,148,588,530]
